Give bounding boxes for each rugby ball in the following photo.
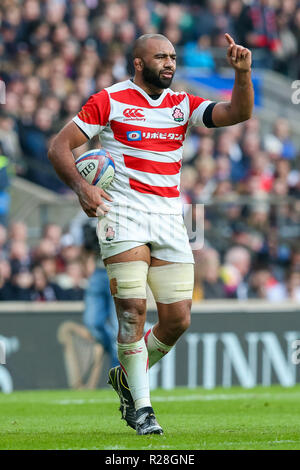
[75,149,115,189]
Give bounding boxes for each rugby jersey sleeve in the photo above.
[187,93,217,128]
[72,89,111,139]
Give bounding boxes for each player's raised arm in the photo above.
[211,33,254,127]
[48,121,112,217]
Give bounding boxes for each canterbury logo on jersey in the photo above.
[123,108,145,121]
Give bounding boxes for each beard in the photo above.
[142,62,174,89]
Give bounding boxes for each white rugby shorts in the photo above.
[97,205,194,263]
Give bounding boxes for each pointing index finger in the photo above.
[225,33,235,46]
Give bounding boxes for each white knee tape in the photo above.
[106,261,148,299]
[147,263,194,304]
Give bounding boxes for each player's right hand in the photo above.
[77,184,113,217]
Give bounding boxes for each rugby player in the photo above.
[48,33,253,435]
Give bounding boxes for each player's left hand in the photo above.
[225,33,252,72]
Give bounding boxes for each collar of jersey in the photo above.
[128,79,168,107]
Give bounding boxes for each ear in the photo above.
[134,58,144,71]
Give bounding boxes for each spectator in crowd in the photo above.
[71,214,119,367]
[42,223,63,254]
[194,248,226,300]
[0,112,25,175]
[220,246,251,299]
[274,8,298,76]
[183,35,215,70]
[248,267,287,301]
[180,165,198,205]
[30,264,59,301]
[227,0,245,44]
[9,240,31,275]
[244,151,273,194]
[247,203,270,234]
[196,0,228,42]
[39,255,58,284]
[57,233,83,272]
[55,260,86,300]
[19,107,67,192]
[269,118,297,161]
[31,237,57,265]
[287,270,300,301]
[83,258,119,368]
[11,266,33,301]
[193,156,217,202]
[291,6,300,77]
[9,221,28,244]
[0,224,8,257]
[235,0,281,69]
[0,143,13,227]
[0,258,13,300]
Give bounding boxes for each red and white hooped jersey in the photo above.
[73,79,212,214]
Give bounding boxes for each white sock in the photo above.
[144,328,173,368]
[117,338,151,411]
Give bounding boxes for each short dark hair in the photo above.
[133,34,170,59]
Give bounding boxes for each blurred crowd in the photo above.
[0,221,92,301]
[182,115,300,301]
[1,0,300,190]
[1,180,300,301]
[181,112,300,301]
[0,0,300,302]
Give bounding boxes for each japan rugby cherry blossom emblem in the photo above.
[172,107,184,122]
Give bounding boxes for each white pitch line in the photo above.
[271,440,299,444]
[208,439,299,447]
[53,391,300,406]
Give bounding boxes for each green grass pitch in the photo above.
[1,385,300,450]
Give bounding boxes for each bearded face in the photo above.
[141,60,174,89]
